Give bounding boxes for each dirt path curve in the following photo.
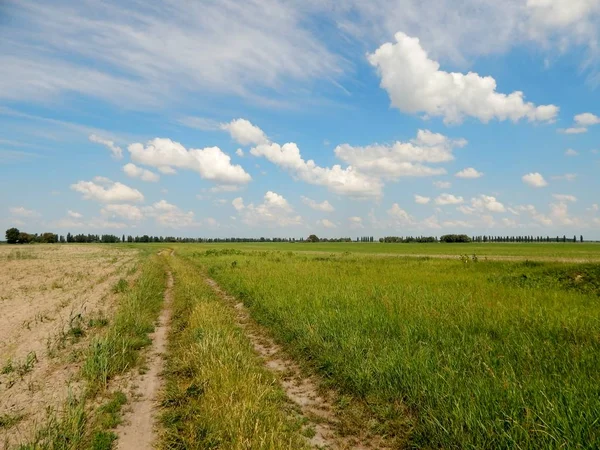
[115,268,173,450]
[204,277,382,450]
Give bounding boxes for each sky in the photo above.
[1,0,600,239]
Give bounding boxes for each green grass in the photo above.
[183,247,600,449]
[88,391,128,450]
[17,394,87,450]
[0,412,25,429]
[82,255,166,392]
[188,241,600,260]
[160,255,308,449]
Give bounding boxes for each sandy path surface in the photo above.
[205,277,386,449]
[0,245,137,449]
[115,270,173,450]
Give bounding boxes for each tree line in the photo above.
[379,234,585,243]
[4,227,587,245]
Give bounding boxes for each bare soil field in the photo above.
[0,245,137,448]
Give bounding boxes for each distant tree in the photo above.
[40,232,58,243]
[440,234,472,243]
[563,235,566,243]
[307,234,319,243]
[580,235,584,243]
[5,227,20,244]
[18,232,33,244]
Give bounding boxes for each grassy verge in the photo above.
[15,252,167,450]
[188,248,600,449]
[160,255,308,449]
[82,254,166,392]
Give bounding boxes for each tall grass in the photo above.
[190,249,600,449]
[160,256,308,449]
[188,241,600,260]
[82,256,166,392]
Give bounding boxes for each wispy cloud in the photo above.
[0,1,340,108]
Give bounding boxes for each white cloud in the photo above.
[301,196,335,212]
[553,194,577,202]
[9,206,40,218]
[457,205,476,215]
[221,119,269,146]
[525,1,600,65]
[71,179,144,203]
[455,167,483,179]
[550,201,579,226]
[158,166,177,175]
[574,112,600,126]
[89,134,123,159]
[251,128,467,199]
[234,191,302,227]
[101,204,144,221]
[204,217,219,227]
[251,141,382,197]
[501,217,518,227]
[564,148,579,156]
[387,203,415,225]
[123,163,160,182]
[348,216,364,229]
[128,138,251,185]
[516,204,553,226]
[421,215,442,229]
[205,185,242,193]
[1,1,339,107]
[559,127,588,134]
[334,129,466,178]
[317,219,337,228]
[236,149,244,157]
[93,176,113,184]
[414,195,431,204]
[368,32,558,125]
[471,194,506,212]
[435,193,464,205]
[441,219,474,229]
[67,210,82,219]
[142,200,196,228]
[522,172,548,188]
[232,197,245,212]
[433,180,452,189]
[588,203,599,212]
[552,173,578,181]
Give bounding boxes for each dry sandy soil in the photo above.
[0,245,137,449]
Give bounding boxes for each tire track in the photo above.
[115,269,173,450]
[204,276,386,449]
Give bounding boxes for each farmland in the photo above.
[1,242,599,449]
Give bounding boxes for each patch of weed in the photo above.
[112,278,128,294]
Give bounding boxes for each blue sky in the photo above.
[1,0,599,238]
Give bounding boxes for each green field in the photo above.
[190,242,600,261]
[171,243,600,448]
[3,243,599,449]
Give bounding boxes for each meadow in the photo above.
[203,241,600,261]
[1,242,599,449]
[176,243,600,448]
